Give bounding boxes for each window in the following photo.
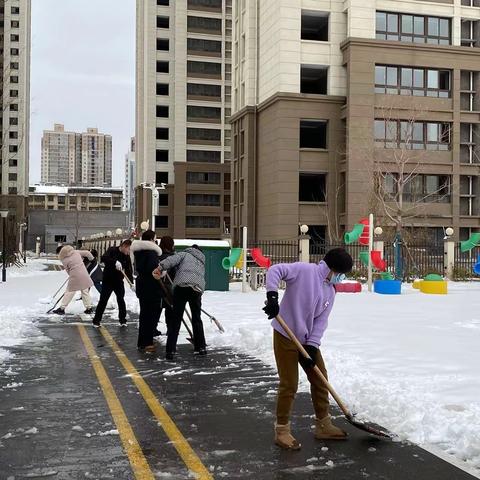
[156,150,169,162]
[10,90,19,98]
[8,173,17,181]
[155,216,169,228]
[187,16,222,34]
[462,0,480,5]
[11,62,19,70]
[187,61,222,78]
[374,119,451,150]
[156,83,169,95]
[9,145,18,153]
[188,0,222,10]
[156,128,169,140]
[461,19,479,47]
[10,76,19,84]
[10,48,19,56]
[300,120,327,149]
[54,235,67,243]
[11,6,20,14]
[187,83,221,98]
[301,10,329,41]
[8,187,17,195]
[301,65,328,94]
[10,104,18,111]
[299,173,326,202]
[460,123,480,164]
[157,16,169,28]
[375,65,450,97]
[187,128,221,142]
[157,61,169,73]
[186,194,221,206]
[186,216,221,228]
[10,34,19,42]
[187,106,221,122]
[159,194,169,206]
[186,172,221,184]
[11,21,20,28]
[9,159,17,167]
[9,131,18,139]
[157,0,169,5]
[376,12,450,45]
[156,38,169,50]
[187,150,221,163]
[156,105,169,117]
[156,172,169,184]
[187,38,222,55]
[403,175,451,203]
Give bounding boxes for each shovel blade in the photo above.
[346,414,391,439]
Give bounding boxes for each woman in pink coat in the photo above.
[53,245,94,314]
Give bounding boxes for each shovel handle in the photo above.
[122,270,134,288]
[275,314,352,418]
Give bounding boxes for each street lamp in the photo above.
[36,236,41,257]
[106,230,112,237]
[140,183,166,232]
[1,209,9,282]
[115,228,123,236]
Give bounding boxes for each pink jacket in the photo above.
[59,246,94,292]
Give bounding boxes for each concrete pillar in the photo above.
[299,235,310,263]
[444,241,455,280]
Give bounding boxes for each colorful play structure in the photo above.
[222,246,272,271]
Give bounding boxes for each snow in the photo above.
[204,282,480,472]
[1,262,480,473]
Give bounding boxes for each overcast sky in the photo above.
[30,0,135,187]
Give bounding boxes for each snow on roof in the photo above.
[30,185,69,194]
[30,185,123,195]
[174,239,230,248]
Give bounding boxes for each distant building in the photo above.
[0,0,31,252]
[40,124,112,187]
[28,184,123,212]
[124,137,136,227]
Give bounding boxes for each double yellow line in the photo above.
[78,325,213,480]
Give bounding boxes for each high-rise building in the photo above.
[0,0,31,247]
[136,0,232,239]
[231,0,480,245]
[41,124,81,185]
[41,125,112,188]
[124,137,136,227]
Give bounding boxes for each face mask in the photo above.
[330,273,346,285]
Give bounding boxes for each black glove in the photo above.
[262,291,279,319]
[298,345,318,370]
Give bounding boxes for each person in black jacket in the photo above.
[158,236,176,336]
[92,240,133,327]
[131,231,163,351]
[85,249,103,294]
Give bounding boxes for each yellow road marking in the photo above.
[100,327,214,480]
[77,325,155,480]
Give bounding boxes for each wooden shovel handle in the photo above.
[122,270,133,287]
[275,314,352,418]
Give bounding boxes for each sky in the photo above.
[30,0,136,187]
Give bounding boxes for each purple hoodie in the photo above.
[266,261,335,347]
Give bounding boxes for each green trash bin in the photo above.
[173,239,230,292]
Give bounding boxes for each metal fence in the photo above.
[454,245,480,278]
[249,240,299,265]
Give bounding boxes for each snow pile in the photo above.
[203,282,480,471]
[6,258,55,278]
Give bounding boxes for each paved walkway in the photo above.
[0,312,477,479]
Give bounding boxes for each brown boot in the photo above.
[315,415,348,440]
[274,422,301,450]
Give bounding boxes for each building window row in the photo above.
[187,150,221,163]
[382,173,451,203]
[374,119,451,150]
[375,65,450,98]
[186,193,221,207]
[186,215,221,228]
[186,171,221,184]
[462,0,480,6]
[376,12,450,45]
[187,60,222,79]
[187,0,222,12]
[187,16,222,35]
[187,38,222,55]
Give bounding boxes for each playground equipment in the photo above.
[461,232,480,253]
[334,282,362,293]
[222,246,272,271]
[344,224,365,245]
[374,279,402,295]
[359,250,386,272]
[474,255,480,275]
[419,279,448,295]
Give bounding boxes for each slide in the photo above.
[359,250,386,271]
[345,224,366,244]
[359,251,369,266]
[358,218,370,246]
[251,248,272,269]
[222,248,243,270]
[461,232,480,253]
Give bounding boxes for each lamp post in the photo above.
[36,236,41,257]
[1,209,9,282]
[141,183,165,233]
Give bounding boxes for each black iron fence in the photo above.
[454,245,480,279]
[249,240,299,265]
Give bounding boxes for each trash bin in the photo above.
[173,239,230,292]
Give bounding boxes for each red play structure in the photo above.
[251,248,272,269]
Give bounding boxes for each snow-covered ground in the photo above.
[1,261,479,474]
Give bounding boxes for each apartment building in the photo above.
[28,184,123,211]
[0,0,31,248]
[136,0,232,239]
[231,0,480,245]
[41,124,112,188]
[124,137,136,227]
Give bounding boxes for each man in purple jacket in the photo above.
[263,248,353,450]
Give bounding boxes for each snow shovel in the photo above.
[156,277,194,344]
[275,314,391,439]
[51,277,69,300]
[46,293,65,314]
[200,307,225,333]
[121,271,136,292]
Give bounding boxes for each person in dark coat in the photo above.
[158,236,176,336]
[130,231,163,351]
[92,240,133,327]
[85,249,103,294]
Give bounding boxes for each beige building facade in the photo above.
[0,0,31,248]
[231,0,480,245]
[136,0,232,239]
[41,124,112,188]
